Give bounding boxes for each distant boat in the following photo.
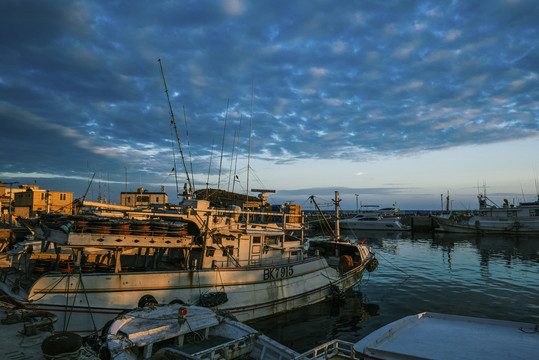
[339,204,411,231]
[353,312,539,360]
[435,194,539,234]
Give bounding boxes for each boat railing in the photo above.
[294,339,357,360]
[214,254,304,268]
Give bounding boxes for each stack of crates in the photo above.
[286,203,301,223]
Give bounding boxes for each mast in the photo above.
[232,115,242,193]
[206,141,215,200]
[227,130,236,192]
[218,99,229,190]
[246,79,254,205]
[158,59,192,194]
[334,191,341,241]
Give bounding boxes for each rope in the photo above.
[63,272,71,331]
[78,273,98,336]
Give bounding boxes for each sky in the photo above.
[1,0,538,211]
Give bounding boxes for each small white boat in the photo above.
[339,209,410,231]
[102,304,299,360]
[353,312,539,360]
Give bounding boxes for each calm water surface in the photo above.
[250,231,539,353]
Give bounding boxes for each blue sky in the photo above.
[1,0,538,211]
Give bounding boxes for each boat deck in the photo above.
[354,312,539,360]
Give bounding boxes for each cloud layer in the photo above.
[1,0,538,208]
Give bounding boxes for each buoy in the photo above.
[338,255,354,274]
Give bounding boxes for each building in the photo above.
[1,182,42,223]
[120,187,168,208]
[13,187,73,218]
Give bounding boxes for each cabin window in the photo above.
[265,236,278,245]
[41,193,45,200]
[155,197,159,203]
[137,195,149,202]
[222,246,234,256]
[252,236,261,244]
[205,247,216,257]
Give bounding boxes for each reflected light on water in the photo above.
[250,231,539,353]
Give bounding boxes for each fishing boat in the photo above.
[435,194,539,234]
[353,312,539,360]
[101,304,299,360]
[0,191,378,334]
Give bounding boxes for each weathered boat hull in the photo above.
[1,256,371,333]
[435,216,539,234]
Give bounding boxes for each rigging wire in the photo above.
[183,105,195,193]
[170,121,180,198]
[158,58,192,193]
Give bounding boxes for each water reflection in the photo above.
[252,231,539,353]
[249,288,380,353]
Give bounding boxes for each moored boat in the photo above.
[435,194,539,234]
[101,304,299,360]
[338,203,410,232]
[353,312,539,360]
[0,191,378,334]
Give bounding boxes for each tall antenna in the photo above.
[246,79,254,204]
[218,99,229,190]
[158,58,192,193]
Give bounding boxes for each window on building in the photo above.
[156,197,159,203]
[41,193,45,200]
[252,236,261,244]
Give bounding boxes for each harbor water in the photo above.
[250,231,539,353]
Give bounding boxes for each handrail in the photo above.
[294,340,357,359]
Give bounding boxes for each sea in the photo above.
[249,230,539,354]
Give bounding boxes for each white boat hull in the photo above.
[353,312,539,360]
[6,256,368,333]
[435,216,539,234]
[339,219,410,231]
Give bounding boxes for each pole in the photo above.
[334,191,340,241]
[246,79,254,206]
[6,181,19,228]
